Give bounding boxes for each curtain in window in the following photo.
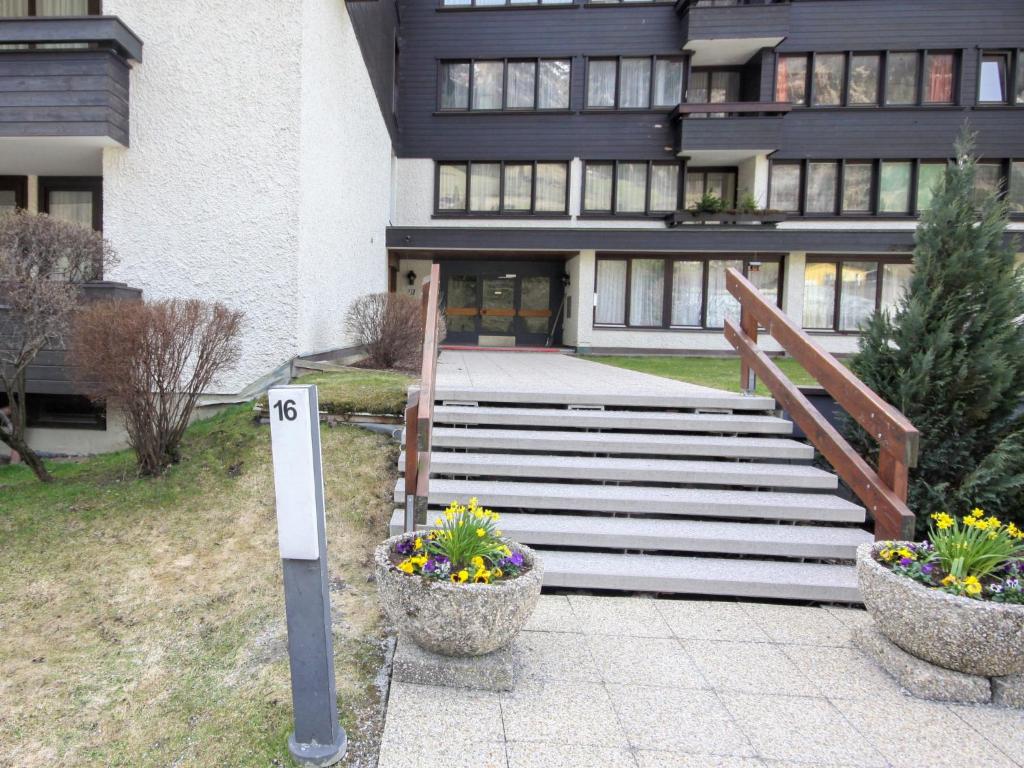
[684,172,705,208]
[47,191,93,228]
[469,164,500,211]
[771,164,801,211]
[925,54,954,104]
[879,161,911,213]
[707,71,740,116]
[584,163,613,211]
[748,262,780,302]
[812,54,845,106]
[37,0,89,13]
[441,63,470,110]
[595,260,627,325]
[705,171,736,207]
[619,58,651,108]
[881,263,913,315]
[653,59,683,108]
[587,60,616,107]
[438,164,467,210]
[806,162,838,213]
[503,164,533,211]
[848,54,880,105]
[472,62,504,109]
[507,62,536,109]
[687,71,709,105]
[671,261,703,326]
[839,261,878,331]
[842,163,873,212]
[629,259,664,326]
[534,163,567,212]
[775,55,807,105]
[1009,161,1024,214]
[916,162,945,211]
[0,190,18,214]
[538,60,570,109]
[885,52,918,105]
[802,262,837,329]
[706,260,742,328]
[649,165,679,212]
[615,163,647,213]
[0,1,28,15]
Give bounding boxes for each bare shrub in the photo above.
[71,299,244,476]
[0,211,116,482]
[345,292,425,371]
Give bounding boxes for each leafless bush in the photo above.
[345,292,425,371]
[0,211,116,482]
[71,299,244,476]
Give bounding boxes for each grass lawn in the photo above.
[286,368,414,416]
[0,398,399,766]
[584,355,821,396]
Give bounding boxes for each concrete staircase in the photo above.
[391,387,871,603]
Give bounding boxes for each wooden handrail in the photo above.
[724,267,918,541]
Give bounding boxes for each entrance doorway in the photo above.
[440,260,566,347]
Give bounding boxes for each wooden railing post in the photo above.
[403,388,420,533]
[411,262,442,528]
[739,305,758,394]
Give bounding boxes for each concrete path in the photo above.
[377,596,1024,768]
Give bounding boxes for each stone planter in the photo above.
[857,542,1024,677]
[375,533,543,657]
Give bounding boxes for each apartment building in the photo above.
[2,0,1023,453]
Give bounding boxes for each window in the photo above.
[803,258,913,332]
[924,53,955,104]
[979,52,1010,104]
[878,161,912,214]
[594,256,782,330]
[441,0,573,6]
[885,52,918,105]
[1010,161,1024,214]
[848,54,880,105]
[39,177,101,230]
[436,161,569,214]
[842,162,873,213]
[440,59,570,111]
[583,161,683,216]
[916,161,946,211]
[770,163,802,212]
[586,56,683,109]
[24,394,106,430]
[1018,55,1024,104]
[687,70,741,116]
[775,54,807,105]
[0,0,97,16]
[973,162,1004,203]
[812,54,845,106]
[806,161,838,213]
[684,169,737,209]
[0,176,27,214]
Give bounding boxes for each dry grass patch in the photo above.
[0,405,398,767]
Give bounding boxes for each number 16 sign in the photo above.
[268,385,322,560]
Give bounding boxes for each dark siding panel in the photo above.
[683,2,789,42]
[347,0,400,142]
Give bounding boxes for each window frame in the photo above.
[584,55,685,111]
[580,160,684,217]
[977,50,1014,106]
[683,166,739,210]
[591,254,784,331]
[1009,158,1024,216]
[433,160,571,217]
[6,0,102,15]
[438,0,575,8]
[803,255,914,334]
[38,176,102,231]
[0,175,28,211]
[437,57,573,113]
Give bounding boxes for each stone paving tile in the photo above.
[567,595,673,638]
[635,752,768,768]
[685,639,819,697]
[834,697,1021,768]
[656,600,770,642]
[741,603,853,646]
[500,679,628,747]
[779,644,906,700]
[606,683,755,756]
[384,682,504,742]
[721,692,887,767]
[586,634,708,688]
[946,703,1024,766]
[377,735,507,768]
[825,606,873,631]
[515,630,601,682]
[505,743,638,768]
[522,594,581,634]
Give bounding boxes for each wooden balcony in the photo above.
[673,102,791,155]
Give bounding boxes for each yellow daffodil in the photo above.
[971,507,985,519]
[476,527,486,537]
[931,512,955,530]
[435,517,443,526]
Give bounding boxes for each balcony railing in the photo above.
[676,0,788,10]
[673,102,790,154]
[0,16,142,61]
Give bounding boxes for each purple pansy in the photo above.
[899,557,913,567]
[395,539,414,555]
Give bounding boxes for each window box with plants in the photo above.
[666,190,787,227]
[375,498,543,657]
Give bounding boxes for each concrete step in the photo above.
[539,550,861,602]
[388,509,871,560]
[402,452,838,490]
[392,479,865,523]
[429,427,815,461]
[435,386,775,412]
[433,405,792,435]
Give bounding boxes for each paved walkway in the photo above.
[377,596,1024,768]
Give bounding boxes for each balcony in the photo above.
[677,0,790,66]
[0,16,143,152]
[672,102,790,159]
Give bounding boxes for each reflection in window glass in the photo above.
[879,161,912,213]
[503,164,533,211]
[538,60,571,109]
[629,259,665,326]
[881,263,913,315]
[472,61,504,109]
[615,163,648,213]
[705,171,737,207]
[803,262,837,329]
[595,259,627,325]
[748,262,780,302]
[885,52,918,105]
[584,163,614,211]
[771,164,802,212]
[469,164,501,212]
[848,54,880,105]
[806,162,838,213]
[620,58,651,108]
[1018,56,1024,104]
[653,59,684,108]
[507,61,536,109]
[685,172,706,209]
[671,261,703,326]
[839,261,878,331]
[47,190,94,228]
[535,163,568,212]
[649,165,680,212]
[979,53,1008,103]
[446,275,478,334]
[924,53,955,104]
[438,163,467,210]
[587,60,617,107]
[0,190,16,213]
[916,162,946,211]
[441,62,470,110]
[706,259,743,328]
[1009,161,1024,214]
[775,55,807,105]
[812,54,845,106]
[973,163,1003,204]
[842,162,873,213]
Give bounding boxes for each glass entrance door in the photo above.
[480,276,516,346]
